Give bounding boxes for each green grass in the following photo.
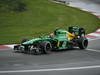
[0,0,100,44]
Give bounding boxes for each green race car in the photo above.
[14,26,88,55]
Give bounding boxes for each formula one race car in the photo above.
[14,26,88,55]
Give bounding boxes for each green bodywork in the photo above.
[22,29,71,50]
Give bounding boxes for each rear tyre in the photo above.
[78,37,88,49]
[40,41,52,54]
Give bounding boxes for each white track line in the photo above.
[88,38,100,41]
[0,65,100,73]
[87,49,100,53]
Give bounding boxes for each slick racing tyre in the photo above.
[78,37,88,49]
[40,41,52,54]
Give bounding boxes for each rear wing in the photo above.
[68,26,85,37]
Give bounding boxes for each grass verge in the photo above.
[0,0,100,44]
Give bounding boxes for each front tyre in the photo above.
[78,37,88,49]
[40,41,52,54]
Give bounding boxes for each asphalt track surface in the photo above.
[0,38,100,75]
[70,0,100,5]
[69,0,100,16]
[74,0,100,5]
